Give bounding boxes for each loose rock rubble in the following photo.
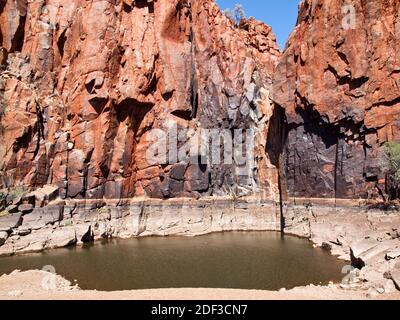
[283,199,400,294]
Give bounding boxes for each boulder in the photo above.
[49,228,76,248]
[169,164,186,181]
[383,279,397,294]
[25,185,59,208]
[21,193,35,205]
[15,231,51,254]
[75,224,94,244]
[5,194,21,206]
[0,231,8,246]
[185,164,210,193]
[0,242,14,256]
[18,203,34,214]
[22,202,64,230]
[21,213,46,230]
[0,213,22,232]
[389,230,400,240]
[351,240,398,267]
[386,249,400,261]
[350,239,395,267]
[391,269,400,290]
[16,226,31,236]
[350,239,379,267]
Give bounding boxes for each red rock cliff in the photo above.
[272,0,400,199]
[0,0,281,200]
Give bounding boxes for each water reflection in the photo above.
[0,232,345,291]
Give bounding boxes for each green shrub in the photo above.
[382,142,400,200]
[383,142,400,182]
[96,207,108,215]
[8,186,29,198]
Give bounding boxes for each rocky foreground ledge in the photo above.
[0,185,282,256]
[282,198,400,296]
[1,185,400,297]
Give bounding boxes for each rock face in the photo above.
[272,0,400,199]
[0,198,281,256]
[0,0,281,200]
[1,0,400,203]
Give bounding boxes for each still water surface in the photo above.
[0,232,346,291]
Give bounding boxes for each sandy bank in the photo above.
[1,198,400,296]
[0,270,399,300]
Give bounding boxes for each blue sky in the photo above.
[215,0,300,49]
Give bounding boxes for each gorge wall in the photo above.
[272,0,400,200]
[0,0,281,200]
[1,0,400,203]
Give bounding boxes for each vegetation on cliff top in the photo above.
[222,4,246,27]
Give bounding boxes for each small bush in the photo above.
[233,4,246,26]
[222,3,246,27]
[0,186,29,211]
[382,142,400,199]
[96,207,108,215]
[222,8,234,21]
[383,142,400,181]
[8,186,29,199]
